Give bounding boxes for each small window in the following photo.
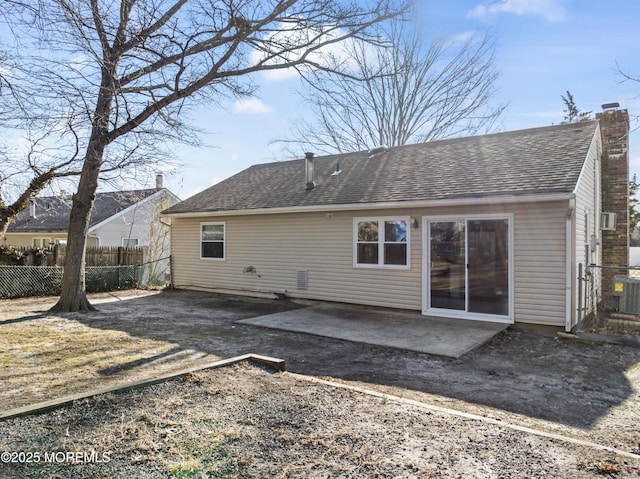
[122,238,139,248]
[354,217,409,268]
[32,238,51,248]
[201,222,225,260]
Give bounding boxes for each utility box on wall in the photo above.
[612,275,640,314]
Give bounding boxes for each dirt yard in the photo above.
[1,289,640,477]
[2,362,639,478]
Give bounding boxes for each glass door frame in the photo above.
[422,214,514,324]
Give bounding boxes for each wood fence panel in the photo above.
[0,245,144,266]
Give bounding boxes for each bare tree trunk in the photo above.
[0,0,411,313]
[50,68,114,312]
[49,155,101,312]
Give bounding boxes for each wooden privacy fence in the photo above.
[0,245,144,267]
[84,246,145,266]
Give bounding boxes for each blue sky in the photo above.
[162,0,640,200]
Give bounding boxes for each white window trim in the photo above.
[200,221,226,261]
[32,237,51,248]
[122,237,140,248]
[353,216,411,270]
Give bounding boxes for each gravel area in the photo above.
[2,362,639,479]
[2,289,640,477]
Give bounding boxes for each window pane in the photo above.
[384,244,407,265]
[430,221,466,310]
[358,221,378,242]
[468,219,509,316]
[385,221,407,242]
[357,243,378,264]
[202,224,224,241]
[202,242,224,258]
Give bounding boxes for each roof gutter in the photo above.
[161,192,574,218]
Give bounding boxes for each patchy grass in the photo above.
[0,291,224,410]
[0,314,181,408]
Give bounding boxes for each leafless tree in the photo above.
[279,21,505,154]
[615,62,640,128]
[560,90,592,123]
[0,0,412,312]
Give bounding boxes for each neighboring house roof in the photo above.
[8,189,164,233]
[163,121,599,215]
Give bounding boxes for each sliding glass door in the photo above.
[427,217,511,320]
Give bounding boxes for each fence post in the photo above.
[118,246,124,266]
[577,263,583,323]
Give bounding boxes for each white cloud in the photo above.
[259,67,300,82]
[67,54,89,71]
[516,110,564,119]
[449,30,478,45]
[0,64,11,79]
[467,0,567,23]
[249,24,363,81]
[231,98,274,115]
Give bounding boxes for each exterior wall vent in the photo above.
[296,269,308,289]
[601,212,617,231]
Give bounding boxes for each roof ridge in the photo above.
[162,120,599,216]
[32,187,159,201]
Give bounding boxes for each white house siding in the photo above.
[573,129,602,325]
[171,200,569,326]
[91,191,175,261]
[92,198,156,246]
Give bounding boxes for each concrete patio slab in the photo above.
[237,303,510,358]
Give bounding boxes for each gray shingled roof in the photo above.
[8,189,160,232]
[164,121,598,215]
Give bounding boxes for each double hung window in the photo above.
[354,217,409,268]
[201,222,225,259]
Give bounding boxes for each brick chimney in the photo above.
[596,106,630,288]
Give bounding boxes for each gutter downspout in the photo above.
[565,197,575,332]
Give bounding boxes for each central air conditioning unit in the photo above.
[601,212,617,231]
[612,275,640,314]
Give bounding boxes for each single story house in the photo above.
[4,175,180,259]
[162,108,630,331]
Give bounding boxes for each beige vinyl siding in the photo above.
[511,202,567,326]
[417,202,567,326]
[573,129,602,323]
[3,233,69,248]
[171,200,569,326]
[172,210,421,310]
